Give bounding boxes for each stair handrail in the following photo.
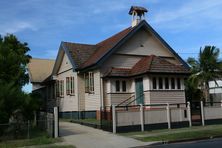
[126,93,144,106]
[116,95,135,107]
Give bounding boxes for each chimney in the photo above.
[129,6,148,27]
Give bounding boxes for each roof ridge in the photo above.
[62,41,96,46]
[31,58,55,61]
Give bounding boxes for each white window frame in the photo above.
[66,77,75,96]
[151,76,183,91]
[85,72,94,94]
[114,80,128,93]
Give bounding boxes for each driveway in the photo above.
[59,121,156,148]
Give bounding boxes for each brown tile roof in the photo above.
[62,27,133,69]
[104,55,190,77]
[148,56,189,73]
[28,58,55,83]
[63,42,97,68]
[79,27,133,69]
[130,55,154,75]
[104,68,131,77]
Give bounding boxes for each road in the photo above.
[147,138,222,148]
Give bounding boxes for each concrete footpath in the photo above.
[59,121,156,148]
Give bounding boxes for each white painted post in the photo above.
[166,103,171,129]
[54,107,59,138]
[187,102,192,127]
[200,101,205,126]
[140,104,144,132]
[112,105,116,133]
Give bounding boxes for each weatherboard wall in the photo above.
[116,28,180,65]
[56,53,78,112]
[84,70,101,111]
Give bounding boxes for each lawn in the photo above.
[120,124,222,142]
[0,127,76,148]
[0,136,61,148]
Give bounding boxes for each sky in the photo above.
[1,0,222,92]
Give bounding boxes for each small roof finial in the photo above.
[129,6,148,27]
[129,6,148,15]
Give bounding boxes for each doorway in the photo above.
[135,78,144,105]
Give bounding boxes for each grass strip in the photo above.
[119,124,222,142]
[0,136,61,148]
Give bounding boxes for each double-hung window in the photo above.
[177,78,181,89]
[115,80,127,92]
[152,77,157,89]
[56,80,64,97]
[152,77,181,90]
[66,77,75,95]
[85,72,94,93]
[165,78,169,89]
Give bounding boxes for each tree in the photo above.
[0,34,31,88]
[0,34,41,124]
[187,46,222,102]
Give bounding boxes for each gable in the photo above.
[58,52,73,74]
[116,28,179,64]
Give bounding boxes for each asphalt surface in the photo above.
[146,138,222,148]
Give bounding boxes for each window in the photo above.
[114,80,127,92]
[56,80,64,97]
[89,72,94,92]
[153,77,157,89]
[66,77,70,95]
[159,78,163,89]
[56,81,59,97]
[85,72,94,93]
[85,73,89,92]
[152,76,181,90]
[115,80,120,92]
[171,78,175,89]
[122,81,126,92]
[60,80,64,97]
[177,78,181,89]
[165,78,169,89]
[66,77,75,95]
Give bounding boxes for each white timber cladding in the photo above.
[101,54,141,73]
[116,28,180,65]
[58,53,72,73]
[56,53,78,112]
[150,90,185,104]
[150,75,186,90]
[103,80,111,107]
[103,75,186,106]
[204,107,222,120]
[84,70,101,111]
[77,74,85,111]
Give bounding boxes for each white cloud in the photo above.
[150,0,222,31]
[0,21,37,35]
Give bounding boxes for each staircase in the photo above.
[116,93,144,107]
[117,95,135,106]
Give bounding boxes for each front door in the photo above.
[135,78,144,105]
